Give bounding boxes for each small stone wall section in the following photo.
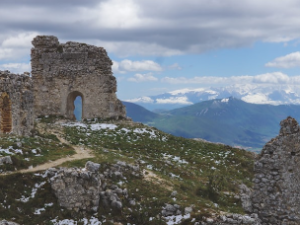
[252,116,300,224]
[31,35,126,120]
[0,71,34,135]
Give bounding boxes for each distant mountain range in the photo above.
[124,84,300,111]
[124,97,300,150]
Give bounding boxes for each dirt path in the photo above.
[4,133,94,175]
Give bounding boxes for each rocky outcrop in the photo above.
[48,162,102,212]
[0,156,12,165]
[216,214,261,225]
[48,161,140,212]
[0,220,20,225]
[161,203,181,217]
[252,116,300,224]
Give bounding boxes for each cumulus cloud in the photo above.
[156,96,193,104]
[0,63,31,74]
[168,63,182,70]
[113,60,162,74]
[1,1,300,57]
[161,72,300,85]
[127,73,158,82]
[0,32,39,60]
[125,96,154,103]
[241,94,279,105]
[265,52,300,68]
[161,76,253,84]
[252,72,290,84]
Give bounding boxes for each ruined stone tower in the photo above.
[252,117,300,224]
[0,35,126,135]
[31,35,125,120]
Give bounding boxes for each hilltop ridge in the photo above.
[0,117,255,224]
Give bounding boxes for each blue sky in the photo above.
[1,0,300,102]
[111,41,300,99]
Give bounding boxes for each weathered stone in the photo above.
[48,163,102,212]
[0,35,126,135]
[252,116,300,224]
[239,183,252,213]
[162,203,181,217]
[0,156,12,165]
[200,213,262,225]
[31,35,126,120]
[0,71,34,135]
[0,220,20,225]
[85,161,100,173]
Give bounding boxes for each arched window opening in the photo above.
[66,91,83,121]
[74,96,82,121]
[0,93,12,133]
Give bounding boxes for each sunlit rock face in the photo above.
[252,116,300,224]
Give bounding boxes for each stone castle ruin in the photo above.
[252,117,300,224]
[0,35,126,135]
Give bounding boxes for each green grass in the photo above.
[0,120,255,224]
[63,121,254,215]
[0,133,75,172]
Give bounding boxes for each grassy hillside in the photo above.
[0,117,255,224]
[149,98,300,150]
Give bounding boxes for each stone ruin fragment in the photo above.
[0,35,126,135]
[252,116,300,224]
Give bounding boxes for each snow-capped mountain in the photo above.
[125,84,300,111]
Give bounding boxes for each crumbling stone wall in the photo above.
[0,35,126,135]
[252,117,300,224]
[0,71,34,135]
[31,35,125,120]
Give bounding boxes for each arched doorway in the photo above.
[74,96,82,121]
[66,91,83,120]
[0,93,12,133]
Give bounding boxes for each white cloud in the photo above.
[169,88,206,95]
[125,96,154,103]
[168,63,182,70]
[112,60,162,74]
[0,32,39,60]
[0,63,31,74]
[156,96,193,104]
[252,72,290,84]
[161,72,300,85]
[128,73,158,82]
[241,93,279,105]
[121,60,162,72]
[265,52,300,68]
[2,1,300,57]
[92,0,141,29]
[161,76,253,85]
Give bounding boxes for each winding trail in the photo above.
[2,132,94,175]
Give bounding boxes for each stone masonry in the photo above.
[0,70,34,135]
[31,36,125,120]
[0,35,126,135]
[252,116,300,224]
